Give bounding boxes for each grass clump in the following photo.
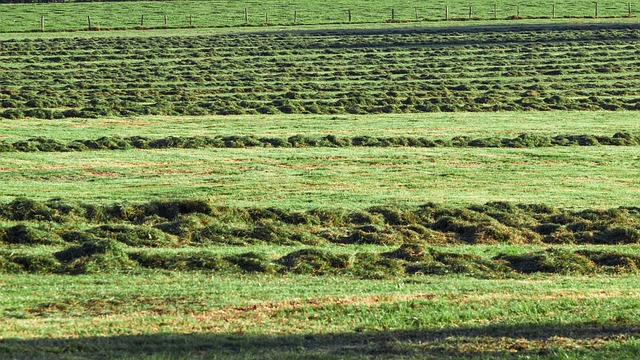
[277,248,351,275]
[390,245,510,277]
[351,252,405,279]
[382,244,432,262]
[433,251,511,277]
[367,205,418,225]
[1,224,62,245]
[589,227,640,244]
[576,250,640,273]
[86,225,178,247]
[340,225,403,245]
[129,251,226,271]
[154,214,212,239]
[225,252,278,273]
[9,254,61,274]
[496,248,597,275]
[348,210,384,226]
[141,200,213,220]
[0,256,24,274]
[0,197,57,221]
[242,220,321,245]
[190,224,247,246]
[54,238,136,275]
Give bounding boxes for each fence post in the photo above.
[294,10,297,24]
[415,8,419,20]
[445,5,449,20]
[469,5,472,19]
[629,3,632,16]
[41,15,44,32]
[189,14,193,26]
[265,12,268,24]
[516,5,520,17]
[164,14,167,26]
[392,8,395,21]
[87,15,91,30]
[244,8,248,24]
[552,4,556,18]
[348,9,352,22]
[595,2,598,17]
[140,15,144,27]
[493,3,497,19]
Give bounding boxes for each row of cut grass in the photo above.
[3,26,640,118]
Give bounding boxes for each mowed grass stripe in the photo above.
[1,112,637,141]
[2,273,640,359]
[0,146,637,208]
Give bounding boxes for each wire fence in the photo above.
[0,1,637,33]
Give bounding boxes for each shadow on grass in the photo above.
[1,323,640,359]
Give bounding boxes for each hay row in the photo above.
[2,242,638,277]
[1,132,639,152]
[2,198,639,246]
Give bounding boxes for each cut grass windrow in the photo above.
[1,198,640,276]
[3,241,640,278]
[0,131,639,152]
[3,25,640,118]
[3,198,639,247]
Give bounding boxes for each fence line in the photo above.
[18,4,639,32]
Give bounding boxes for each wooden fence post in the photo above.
[164,14,167,26]
[140,15,144,27]
[595,2,598,17]
[392,8,395,21]
[629,3,632,16]
[265,12,268,24]
[445,5,449,20]
[244,8,248,24]
[41,16,44,32]
[516,5,520,17]
[348,9,352,22]
[493,3,497,19]
[294,10,297,24]
[189,15,192,26]
[415,8,419,20]
[469,5,472,19]
[87,15,91,30]
[552,4,556,18]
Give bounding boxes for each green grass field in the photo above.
[1,14,640,359]
[0,0,636,33]
[3,273,640,359]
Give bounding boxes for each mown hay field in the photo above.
[3,25,640,120]
[1,19,640,359]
